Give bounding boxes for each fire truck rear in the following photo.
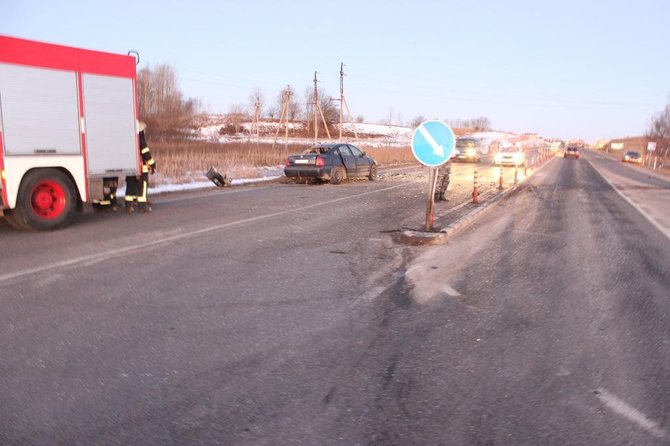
[0,35,141,230]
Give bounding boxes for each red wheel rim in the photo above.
[30,180,66,219]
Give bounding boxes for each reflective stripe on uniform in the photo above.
[141,147,151,154]
[137,180,148,202]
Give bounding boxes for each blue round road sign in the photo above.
[411,120,455,167]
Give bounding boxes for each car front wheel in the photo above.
[368,164,378,181]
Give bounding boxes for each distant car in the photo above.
[454,137,482,163]
[284,143,377,184]
[564,146,580,159]
[494,146,526,166]
[622,151,643,164]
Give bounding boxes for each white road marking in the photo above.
[418,125,444,157]
[442,285,461,297]
[595,388,669,439]
[589,160,670,241]
[0,183,410,286]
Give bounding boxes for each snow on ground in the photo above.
[116,166,285,197]
[151,116,549,196]
[148,174,281,194]
[193,115,414,147]
[194,116,534,149]
[117,174,282,197]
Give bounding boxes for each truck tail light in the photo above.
[315,156,325,167]
[285,158,291,166]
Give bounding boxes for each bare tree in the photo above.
[410,115,426,128]
[137,64,200,141]
[303,86,339,136]
[648,102,670,140]
[320,94,339,128]
[446,116,491,131]
[471,116,491,131]
[648,100,670,160]
[249,88,265,118]
[274,87,302,122]
[355,115,365,123]
[227,104,247,135]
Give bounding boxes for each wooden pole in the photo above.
[271,89,288,151]
[339,63,344,140]
[285,86,292,151]
[317,100,331,141]
[313,72,319,144]
[342,96,359,142]
[255,96,260,148]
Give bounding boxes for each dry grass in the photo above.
[151,140,414,183]
[364,146,415,164]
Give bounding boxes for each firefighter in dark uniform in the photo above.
[92,178,119,212]
[125,121,156,213]
[435,159,452,202]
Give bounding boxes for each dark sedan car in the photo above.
[284,143,377,184]
[564,146,580,159]
[622,150,643,164]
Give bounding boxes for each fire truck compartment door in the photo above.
[82,74,137,175]
[0,64,81,155]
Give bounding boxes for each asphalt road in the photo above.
[1,153,668,445]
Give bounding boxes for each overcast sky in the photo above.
[3,0,669,141]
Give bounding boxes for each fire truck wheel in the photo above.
[14,169,76,231]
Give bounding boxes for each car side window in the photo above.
[339,145,353,156]
[348,145,363,157]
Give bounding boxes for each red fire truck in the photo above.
[0,35,141,230]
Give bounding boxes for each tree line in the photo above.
[137,64,498,141]
[137,64,350,141]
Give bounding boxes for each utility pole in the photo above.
[311,71,331,142]
[285,85,292,150]
[255,94,261,147]
[272,85,292,151]
[313,71,319,144]
[249,93,261,148]
[339,63,344,139]
[338,62,359,142]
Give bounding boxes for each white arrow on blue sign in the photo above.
[411,120,456,167]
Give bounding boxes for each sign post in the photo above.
[411,120,456,231]
[425,167,439,231]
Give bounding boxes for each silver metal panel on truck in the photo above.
[82,74,137,176]
[0,63,81,155]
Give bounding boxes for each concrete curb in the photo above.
[396,187,514,245]
[396,156,557,245]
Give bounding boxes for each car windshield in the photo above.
[456,139,477,149]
